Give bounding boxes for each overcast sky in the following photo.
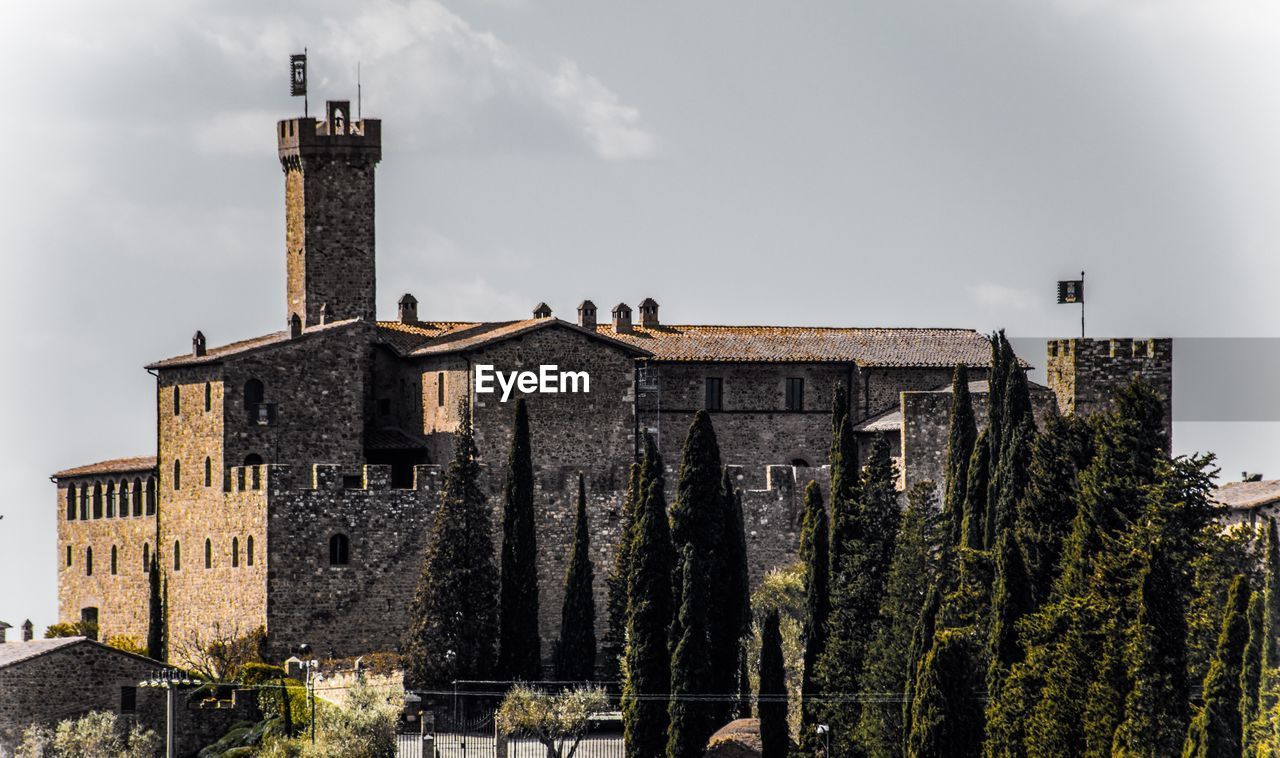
[4,0,1280,634]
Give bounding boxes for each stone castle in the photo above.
[51,99,1174,664]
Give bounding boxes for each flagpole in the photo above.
[304,47,308,119]
[1080,269,1085,339]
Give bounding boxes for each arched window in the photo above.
[204,538,212,569]
[86,547,93,576]
[142,542,150,572]
[145,478,156,515]
[173,384,181,416]
[105,482,115,518]
[110,546,118,575]
[232,537,240,568]
[329,534,350,566]
[204,457,212,487]
[244,453,264,467]
[80,487,89,520]
[92,483,103,519]
[120,480,129,516]
[173,541,181,571]
[66,485,77,521]
[131,478,142,516]
[204,382,212,412]
[246,536,255,566]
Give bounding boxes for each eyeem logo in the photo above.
[474,365,591,403]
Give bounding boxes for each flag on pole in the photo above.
[1057,279,1084,304]
[290,54,308,97]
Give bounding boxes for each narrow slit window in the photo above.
[704,377,724,412]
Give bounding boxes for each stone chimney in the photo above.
[192,331,207,357]
[398,293,418,323]
[0,622,9,644]
[577,300,597,329]
[21,619,33,642]
[533,302,553,319]
[612,303,632,332]
[638,298,660,327]
[289,313,303,339]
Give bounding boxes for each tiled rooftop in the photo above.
[53,455,157,480]
[0,637,84,668]
[1214,480,1280,511]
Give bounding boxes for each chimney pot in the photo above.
[612,302,632,332]
[638,297,660,327]
[21,619,33,642]
[533,302,553,319]
[577,300,597,329]
[192,331,207,357]
[398,293,418,323]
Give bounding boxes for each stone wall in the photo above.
[1045,338,1173,442]
[0,639,162,753]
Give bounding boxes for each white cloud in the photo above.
[1043,0,1280,41]
[970,282,1037,312]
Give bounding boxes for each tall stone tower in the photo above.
[277,100,382,328]
[1046,337,1174,444]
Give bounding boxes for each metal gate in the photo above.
[433,713,498,758]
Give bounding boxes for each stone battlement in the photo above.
[1048,337,1172,362]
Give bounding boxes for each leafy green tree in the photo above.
[603,462,640,680]
[146,553,165,661]
[798,481,829,750]
[554,473,596,681]
[621,437,675,758]
[906,629,984,758]
[856,481,943,758]
[669,547,714,758]
[943,365,977,552]
[497,685,611,758]
[497,398,542,681]
[1184,575,1252,758]
[1112,545,1192,757]
[404,406,499,689]
[710,468,752,726]
[759,609,790,758]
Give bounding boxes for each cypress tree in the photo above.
[146,554,165,661]
[1112,546,1191,757]
[1015,414,1093,607]
[736,654,752,720]
[1260,518,1280,715]
[404,406,499,689]
[497,398,541,681]
[985,528,1033,703]
[1240,590,1265,750]
[902,587,941,755]
[960,429,990,551]
[554,473,596,681]
[758,609,789,758]
[987,363,1034,549]
[603,462,641,680]
[906,629,985,758]
[820,435,900,750]
[668,547,714,758]
[798,481,830,749]
[710,468,751,726]
[829,384,860,576]
[982,333,1011,529]
[943,365,977,551]
[621,437,675,758]
[857,482,943,758]
[1184,575,1251,758]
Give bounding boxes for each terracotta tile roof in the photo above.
[854,407,902,433]
[407,318,651,357]
[54,455,157,480]
[0,637,86,668]
[375,320,479,352]
[1214,480,1280,511]
[592,325,997,366]
[145,319,364,369]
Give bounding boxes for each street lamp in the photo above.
[139,668,201,758]
[816,724,831,757]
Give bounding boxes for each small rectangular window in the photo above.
[437,372,446,407]
[785,377,805,411]
[66,545,72,567]
[704,378,723,412]
[377,398,391,416]
[120,686,137,713]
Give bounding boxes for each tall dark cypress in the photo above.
[604,462,641,680]
[554,473,596,681]
[497,399,541,681]
[1111,545,1191,757]
[621,437,675,758]
[404,406,499,689]
[902,587,941,755]
[1015,414,1093,607]
[1260,518,1280,716]
[982,333,1010,534]
[710,468,751,726]
[960,429,991,551]
[987,363,1035,548]
[758,609,789,758]
[798,481,830,748]
[668,547,713,758]
[670,411,726,566]
[906,629,985,758]
[1240,590,1264,749]
[829,384,860,576]
[146,554,165,661]
[943,365,977,551]
[1184,575,1252,758]
[985,528,1033,701]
